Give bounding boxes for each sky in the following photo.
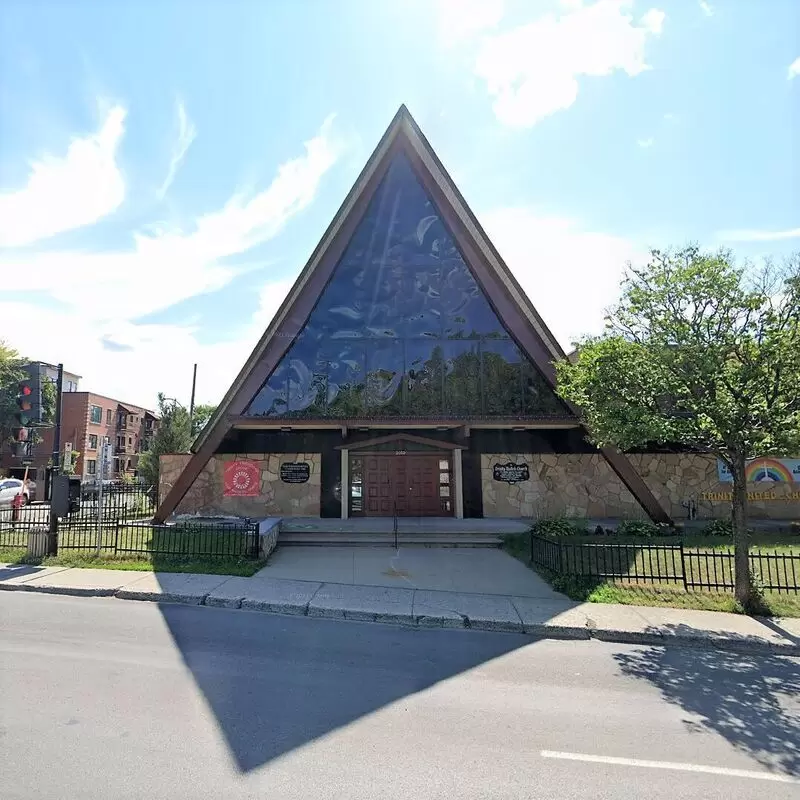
[0,0,797,411]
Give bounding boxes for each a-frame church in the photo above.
[154,106,673,525]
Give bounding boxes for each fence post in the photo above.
[558,540,565,575]
[529,530,533,565]
[114,518,120,555]
[679,541,688,591]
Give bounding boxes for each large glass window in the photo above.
[245,152,567,420]
[90,405,102,424]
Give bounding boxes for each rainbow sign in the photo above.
[717,458,800,483]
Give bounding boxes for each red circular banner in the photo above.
[223,460,260,497]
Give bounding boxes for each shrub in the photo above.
[531,516,588,538]
[616,519,661,538]
[701,518,733,537]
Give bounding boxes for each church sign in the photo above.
[280,462,311,484]
[493,462,530,485]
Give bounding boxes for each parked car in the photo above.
[0,478,31,506]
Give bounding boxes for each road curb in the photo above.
[3,580,798,656]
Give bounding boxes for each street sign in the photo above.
[21,459,33,467]
[63,442,73,472]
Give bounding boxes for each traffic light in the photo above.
[16,381,34,426]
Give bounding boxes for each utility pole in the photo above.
[189,363,197,434]
[47,364,64,555]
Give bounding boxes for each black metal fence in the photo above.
[1,517,260,560]
[0,483,259,561]
[530,533,800,594]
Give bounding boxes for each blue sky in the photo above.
[0,0,797,409]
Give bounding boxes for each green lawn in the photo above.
[503,533,800,618]
[0,522,265,577]
[0,547,266,576]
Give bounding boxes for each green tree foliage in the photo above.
[556,246,800,608]
[0,342,27,446]
[138,394,193,487]
[191,403,217,438]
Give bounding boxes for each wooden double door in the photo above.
[358,453,452,517]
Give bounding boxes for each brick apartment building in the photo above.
[54,393,159,480]
[2,378,158,488]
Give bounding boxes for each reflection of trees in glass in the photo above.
[248,337,565,419]
[444,345,481,415]
[406,344,444,415]
[523,361,566,415]
[483,350,524,415]
[327,382,365,418]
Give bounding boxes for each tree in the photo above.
[0,342,27,446]
[138,394,193,487]
[191,403,217,438]
[556,245,800,609]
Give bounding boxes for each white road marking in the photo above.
[540,750,800,784]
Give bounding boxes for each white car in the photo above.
[0,478,31,506]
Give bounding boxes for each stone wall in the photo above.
[482,453,800,521]
[159,453,321,518]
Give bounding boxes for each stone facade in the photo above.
[482,453,800,521]
[159,453,321,518]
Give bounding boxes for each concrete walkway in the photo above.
[1,561,798,655]
[255,546,562,598]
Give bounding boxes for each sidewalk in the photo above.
[1,562,798,655]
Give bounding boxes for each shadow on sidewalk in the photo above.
[158,603,530,774]
[614,624,800,777]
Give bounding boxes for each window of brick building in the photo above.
[106,409,113,424]
[88,434,98,449]
[90,405,102,424]
[86,459,97,475]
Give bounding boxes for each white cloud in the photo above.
[698,0,713,17]
[437,0,504,47]
[637,137,655,148]
[157,99,197,199]
[788,57,800,80]
[473,1,666,127]
[479,207,644,347]
[0,115,340,408]
[716,227,800,243]
[0,279,296,410]
[0,115,339,322]
[0,106,126,247]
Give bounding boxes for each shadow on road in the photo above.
[614,624,800,777]
[158,603,529,773]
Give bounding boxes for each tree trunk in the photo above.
[730,453,751,608]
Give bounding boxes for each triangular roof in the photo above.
[155,106,670,523]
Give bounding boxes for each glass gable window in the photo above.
[245,153,568,420]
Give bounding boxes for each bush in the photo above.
[701,518,733,537]
[616,519,662,538]
[531,516,588,538]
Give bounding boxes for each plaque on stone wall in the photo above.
[492,462,530,485]
[224,460,260,497]
[280,462,310,484]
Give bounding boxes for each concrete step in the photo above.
[278,531,503,548]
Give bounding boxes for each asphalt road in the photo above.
[0,593,798,800]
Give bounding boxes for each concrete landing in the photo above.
[254,546,562,599]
